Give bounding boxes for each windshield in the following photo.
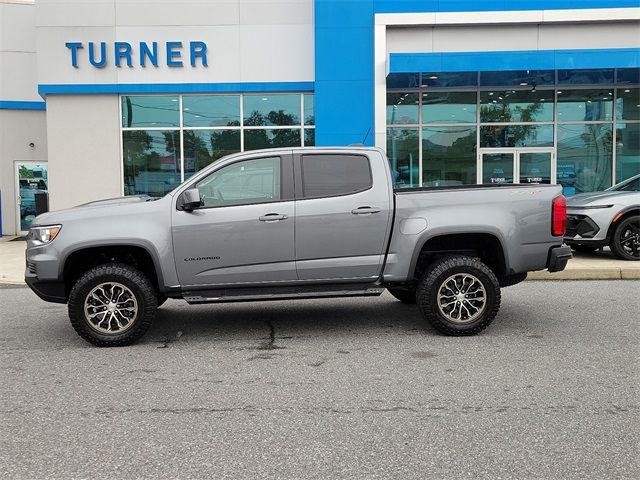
[606,174,640,192]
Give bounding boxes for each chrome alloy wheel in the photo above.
[437,274,487,324]
[83,282,138,334]
[619,223,640,258]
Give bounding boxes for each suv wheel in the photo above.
[387,288,416,304]
[68,263,157,347]
[610,216,640,261]
[416,256,501,336]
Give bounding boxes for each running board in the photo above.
[182,283,385,304]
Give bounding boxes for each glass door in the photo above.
[480,150,516,184]
[479,148,555,185]
[517,149,555,184]
[15,162,48,234]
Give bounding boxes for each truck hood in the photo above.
[566,191,634,207]
[31,195,166,227]
[76,195,156,208]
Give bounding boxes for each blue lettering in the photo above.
[88,42,107,68]
[65,42,83,68]
[190,41,208,67]
[140,42,158,67]
[166,41,183,67]
[114,42,133,67]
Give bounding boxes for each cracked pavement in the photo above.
[1,281,639,479]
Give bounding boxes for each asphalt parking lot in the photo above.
[1,281,638,479]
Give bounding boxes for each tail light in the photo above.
[552,195,567,236]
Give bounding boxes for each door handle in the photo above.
[259,213,288,222]
[351,206,381,215]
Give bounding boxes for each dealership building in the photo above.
[1,0,639,235]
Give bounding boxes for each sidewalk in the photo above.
[1,235,639,285]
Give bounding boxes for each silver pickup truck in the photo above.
[25,147,571,346]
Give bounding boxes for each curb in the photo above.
[527,268,640,280]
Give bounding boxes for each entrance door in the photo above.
[15,162,48,234]
[479,149,555,185]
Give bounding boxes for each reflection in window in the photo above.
[304,128,315,146]
[423,92,476,124]
[123,130,181,197]
[480,124,553,148]
[480,70,554,87]
[616,123,640,183]
[121,96,180,128]
[558,69,614,85]
[387,128,419,188]
[557,124,612,194]
[480,90,553,123]
[183,130,241,179]
[243,94,300,126]
[422,126,477,186]
[182,95,240,127]
[387,93,419,125]
[386,73,420,89]
[196,157,281,208]
[616,88,640,121]
[244,129,301,151]
[304,94,315,125]
[557,89,613,122]
[420,72,478,88]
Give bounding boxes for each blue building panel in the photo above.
[313,0,640,146]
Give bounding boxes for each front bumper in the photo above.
[546,245,573,273]
[24,274,67,304]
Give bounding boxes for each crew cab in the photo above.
[25,147,571,346]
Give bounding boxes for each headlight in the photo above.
[28,225,62,245]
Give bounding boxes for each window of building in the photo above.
[301,154,371,198]
[387,68,639,192]
[557,89,613,122]
[123,130,181,196]
[422,127,477,186]
[480,90,553,123]
[121,93,313,196]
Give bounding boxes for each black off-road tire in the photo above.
[610,215,640,261]
[387,288,417,304]
[68,263,157,347]
[416,256,501,336]
[571,244,599,254]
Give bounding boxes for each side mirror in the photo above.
[180,188,202,212]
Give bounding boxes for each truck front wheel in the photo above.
[416,256,501,336]
[68,263,158,347]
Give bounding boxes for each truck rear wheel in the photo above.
[68,263,157,347]
[416,256,501,336]
[387,288,417,304]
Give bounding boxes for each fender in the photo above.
[58,239,169,291]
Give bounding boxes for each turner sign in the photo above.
[64,41,208,68]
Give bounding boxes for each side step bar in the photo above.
[182,283,385,304]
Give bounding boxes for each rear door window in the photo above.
[300,154,372,198]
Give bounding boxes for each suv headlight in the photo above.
[28,225,62,245]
